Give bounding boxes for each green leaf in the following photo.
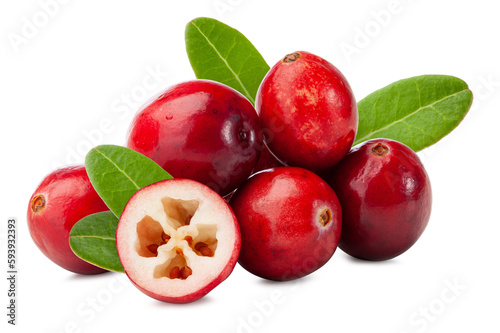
[354,75,473,151]
[185,17,270,105]
[85,145,172,217]
[69,211,124,273]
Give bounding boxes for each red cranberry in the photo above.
[127,80,262,196]
[324,139,432,261]
[27,166,109,274]
[230,167,342,280]
[256,51,358,171]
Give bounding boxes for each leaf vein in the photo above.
[93,147,141,190]
[356,88,469,143]
[70,235,116,240]
[190,21,255,104]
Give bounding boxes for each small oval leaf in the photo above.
[185,17,270,105]
[85,145,172,217]
[354,75,473,151]
[69,211,124,273]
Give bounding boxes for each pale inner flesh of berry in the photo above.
[134,197,218,280]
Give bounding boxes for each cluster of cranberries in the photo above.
[27,51,432,303]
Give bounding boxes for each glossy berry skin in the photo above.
[127,80,262,196]
[27,166,109,274]
[251,144,286,175]
[324,139,432,261]
[256,51,358,171]
[222,146,283,201]
[230,167,342,281]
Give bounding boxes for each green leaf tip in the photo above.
[85,144,172,218]
[354,74,473,152]
[69,211,124,273]
[185,17,270,105]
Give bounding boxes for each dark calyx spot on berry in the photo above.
[319,208,332,227]
[372,143,389,157]
[283,52,301,63]
[31,194,46,213]
[239,129,248,141]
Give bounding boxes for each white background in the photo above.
[1,0,499,332]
